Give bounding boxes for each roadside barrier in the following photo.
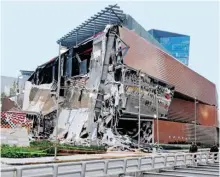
[1,152,219,177]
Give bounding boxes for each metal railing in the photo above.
[1,152,219,177]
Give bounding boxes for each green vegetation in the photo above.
[1,144,47,158]
[1,92,6,99]
[58,143,106,151]
[9,81,17,96]
[1,140,106,158]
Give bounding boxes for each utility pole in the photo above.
[216,106,219,144]
[194,97,197,144]
[16,75,21,104]
[156,85,159,146]
[215,105,217,144]
[215,106,218,127]
[138,70,141,149]
[54,42,61,159]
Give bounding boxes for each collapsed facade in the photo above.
[23,25,174,148]
[21,5,218,147]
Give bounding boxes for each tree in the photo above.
[9,81,17,96]
[1,92,6,98]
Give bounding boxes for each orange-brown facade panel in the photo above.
[168,98,195,123]
[168,98,217,127]
[197,104,217,127]
[153,120,187,144]
[154,120,217,144]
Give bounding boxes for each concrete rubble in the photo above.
[20,25,175,151]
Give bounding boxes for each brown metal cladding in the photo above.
[185,123,217,144]
[154,120,217,144]
[197,103,217,127]
[153,120,187,144]
[119,27,217,106]
[168,98,217,127]
[168,98,195,123]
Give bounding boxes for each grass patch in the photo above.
[58,144,106,151]
[1,144,48,158]
[1,140,106,158]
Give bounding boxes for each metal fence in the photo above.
[1,152,219,177]
[1,111,36,147]
[1,111,32,130]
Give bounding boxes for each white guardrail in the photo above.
[1,152,219,177]
[168,148,210,153]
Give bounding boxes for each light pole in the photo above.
[216,106,219,144]
[54,42,62,159]
[138,71,145,149]
[215,105,217,144]
[155,85,159,146]
[153,114,156,145]
[16,75,22,104]
[138,71,141,149]
[194,97,197,144]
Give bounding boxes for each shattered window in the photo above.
[80,59,87,74]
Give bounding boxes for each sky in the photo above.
[1,1,219,91]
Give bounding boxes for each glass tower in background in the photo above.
[148,29,190,66]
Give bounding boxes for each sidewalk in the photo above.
[1,151,148,165]
[2,149,208,165]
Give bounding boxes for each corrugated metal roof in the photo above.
[57,4,126,47]
[20,70,34,76]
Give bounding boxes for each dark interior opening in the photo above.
[29,39,93,85]
[116,118,153,144]
[71,40,93,76]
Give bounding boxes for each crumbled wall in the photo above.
[23,82,56,115]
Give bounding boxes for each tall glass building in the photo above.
[148,29,190,66]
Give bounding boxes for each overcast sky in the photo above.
[1,1,219,91]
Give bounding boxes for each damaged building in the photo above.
[22,4,218,147]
